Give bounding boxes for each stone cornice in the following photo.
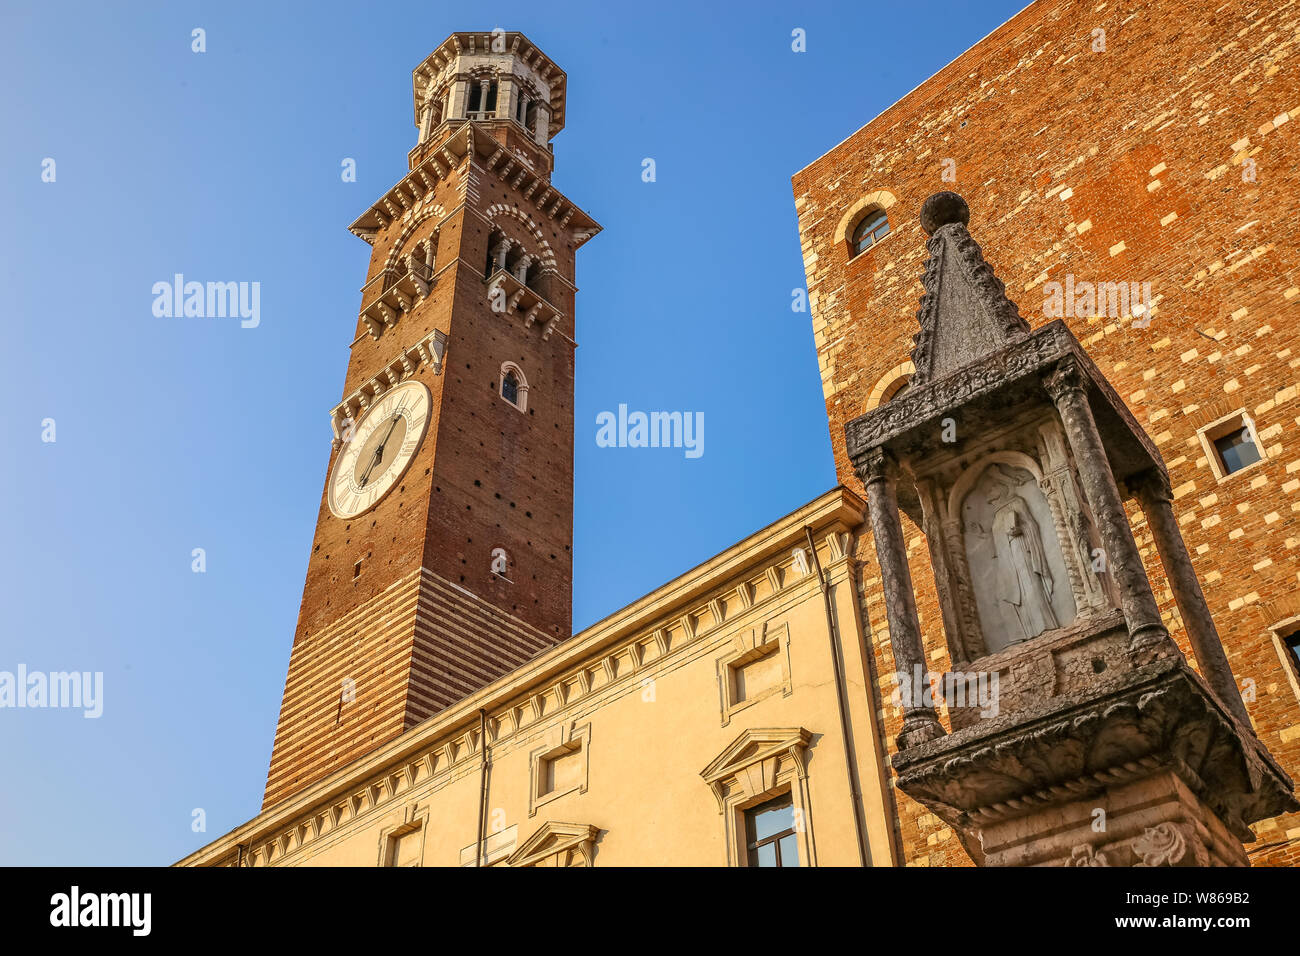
[845,321,1165,480]
[329,329,446,440]
[474,146,600,243]
[507,821,599,868]
[485,269,566,342]
[349,126,475,243]
[893,656,1299,842]
[349,126,600,249]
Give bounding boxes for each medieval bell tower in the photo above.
[263,30,600,809]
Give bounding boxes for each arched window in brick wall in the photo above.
[835,190,898,260]
[500,362,528,412]
[850,208,890,256]
[866,361,915,411]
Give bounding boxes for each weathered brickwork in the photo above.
[793,0,1300,866]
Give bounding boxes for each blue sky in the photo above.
[0,0,1027,864]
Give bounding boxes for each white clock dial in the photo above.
[327,380,431,519]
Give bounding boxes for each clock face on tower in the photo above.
[327,380,431,519]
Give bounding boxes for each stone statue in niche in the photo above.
[991,480,1058,636]
[962,463,1077,653]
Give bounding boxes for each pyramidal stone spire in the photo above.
[908,192,1032,386]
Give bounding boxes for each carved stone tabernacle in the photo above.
[845,191,1296,866]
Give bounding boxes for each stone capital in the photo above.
[854,446,897,486]
[1042,355,1088,404]
[1129,468,1174,504]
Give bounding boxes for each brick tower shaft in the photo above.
[263,30,600,809]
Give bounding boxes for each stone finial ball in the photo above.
[920,191,970,235]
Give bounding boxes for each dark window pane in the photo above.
[777,833,800,867]
[502,373,519,405]
[852,211,889,255]
[1213,427,1261,474]
[1285,631,1300,671]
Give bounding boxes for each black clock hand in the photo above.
[377,410,403,449]
[359,404,406,487]
[358,445,384,487]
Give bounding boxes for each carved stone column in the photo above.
[533,104,550,145]
[916,477,977,664]
[1132,469,1252,728]
[449,76,470,119]
[1043,357,1170,657]
[492,240,510,272]
[857,448,946,749]
[495,75,515,120]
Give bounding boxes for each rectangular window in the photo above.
[1212,426,1262,474]
[1199,412,1264,480]
[731,646,782,704]
[717,625,792,726]
[744,794,800,867]
[529,724,591,816]
[384,826,423,867]
[540,746,583,797]
[1283,624,1300,678]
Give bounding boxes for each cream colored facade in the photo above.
[179,489,899,867]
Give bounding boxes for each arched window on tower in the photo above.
[499,362,528,412]
[468,78,498,119]
[850,208,890,256]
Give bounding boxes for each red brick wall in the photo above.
[794,0,1300,865]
